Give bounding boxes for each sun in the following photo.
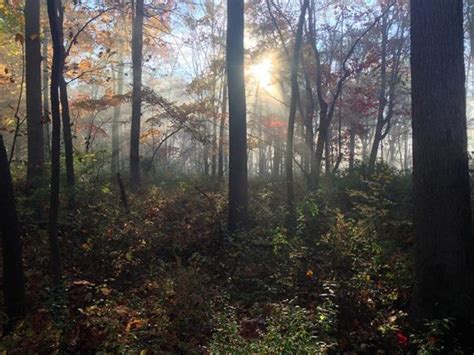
[249,58,273,89]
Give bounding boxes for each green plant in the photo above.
[209,302,333,354]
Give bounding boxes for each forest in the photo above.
[1,0,474,353]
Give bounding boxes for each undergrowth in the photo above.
[1,163,470,353]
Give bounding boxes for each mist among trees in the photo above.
[1,0,474,352]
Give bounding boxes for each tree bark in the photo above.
[411,0,474,319]
[368,11,388,173]
[272,138,281,179]
[227,0,248,231]
[59,78,75,207]
[46,0,63,287]
[218,73,227,181]
[112,60,124,176]
[25,0,45,184]
[348,129,355,170]
[286,0,309,233]
[368,8,406,174]
[42,25,51,160]
[0,135,25,335]
[130,0,144,189]
[302,54,315,188]
[58,4,75,207]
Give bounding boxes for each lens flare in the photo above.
[250,58,273,89]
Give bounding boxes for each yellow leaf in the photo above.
[81,243,92,251]
[78,59,92,71]
[100,287,112,296]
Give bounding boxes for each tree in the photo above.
[286,0,309,233]
[111,59,124,176]
[0,134,25,334]
[25,0,44,184]
[130,0,144,189]
[227,0,248,231]
[308,2,390,189]
[46,0,63,287]
[411,0,474,318]
[218,72,227,181]
[42,26,51,160]
[367,4,408,173]
[58,3,75,207]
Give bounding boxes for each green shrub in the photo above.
[209,302,333,354]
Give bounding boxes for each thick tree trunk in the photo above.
[46,0,63,287]
[0,135,25,334]
[25,0,45,184]
[286,0,309,233]
[227,0,248,231]
[411,0,474,319]
[130,0,144,189]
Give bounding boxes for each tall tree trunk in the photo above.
[42,26,51,160]
[227,0,248,231]
[369,9,406,174]
[59,79,75,206]
[58,4,75,207]
[411,0,474,319]
[303,65,315,189]
[324,126,331,177]
[0,135,25,335]
[112,60,124,176]
[46,0,63,287]
[218,73,227,181]
[286,0,309,233]
[130,0,144,189]
[403,129,408,170]
[368,11,388,173]
[258,114,265,177]
[272,138,281,179]
[308,0,329,190]
[348,129,355,170]
[468,0,474,85]
[203,127,210,176]
[211,79,219,178]
[211,117,217,177]
[25,0,44,184]
[252,84,264,177]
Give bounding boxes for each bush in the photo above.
[209,301,332,354]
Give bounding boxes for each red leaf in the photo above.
[395,330,408,347]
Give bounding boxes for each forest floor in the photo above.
[1,165,473,353]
